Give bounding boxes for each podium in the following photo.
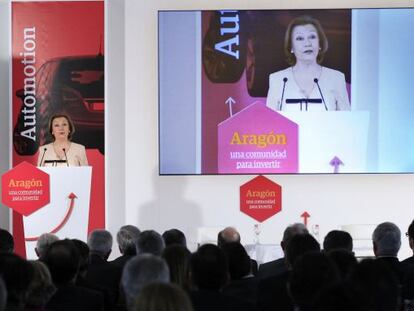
[218,102,370,174]
[23,167,92,259]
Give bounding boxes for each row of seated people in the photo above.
[0,220,414,311]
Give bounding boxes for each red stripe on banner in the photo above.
[12,1,105,257]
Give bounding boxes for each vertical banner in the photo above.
[12,1,105,256]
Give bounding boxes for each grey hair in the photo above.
[121,254,170,308]
[87,229,113,255]
[136,230,165,256]
[117,225,141,255]
[36,233,59,259]
[283,223,309,243]
[372,222,401,257]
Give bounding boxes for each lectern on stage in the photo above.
[23,166,92,259]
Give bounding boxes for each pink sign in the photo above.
[218,102,298,173]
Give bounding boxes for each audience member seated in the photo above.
[35,233,59,261]
[136,230,165,256]
[134,283,193,311]
[402,219,414,299]
[25,261,56,311]
[325,249,357,280]
[190,244,255,311]
[0,229,14,254]
[0,278,6,311]
[217,227,258,275]
[162,229,187,248]
[112,225,141,269]
[348,259,400,311]
[162,245,191,291]
[0,253,34,311]
[257,223,308,279]
[221,242,259,305]
[43,239,104,311]
[288,252,340,311]
[372,222,403,283]
[322,230,353,253]
[257,233,320,311]
[313,282,358,311]
[86,230,121,309]
[72,239,112,311]
[121,254,170,311]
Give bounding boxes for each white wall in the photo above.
[122,0,414,258]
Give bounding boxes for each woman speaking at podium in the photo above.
[37,114,88,167]
[266,15,350,111]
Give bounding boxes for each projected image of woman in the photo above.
[37,114,88,167]
[266,15,350,111]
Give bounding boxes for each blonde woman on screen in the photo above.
[266,15,350,111]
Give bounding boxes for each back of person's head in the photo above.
[0,253,34,308]
[288,252,340,310]
[323,230,353,252]
[217,227,240,248]
[134,283,193,311]
[26,260,56,308]
[281,223,309,251]
[0,277,6,311]
[221,242,251,280]
[121,254,170,308]
[285,233,320,267]
[162,245,191,290]
[43,239,80,286]
[326,249,357,280]
[407,220,414,250]
[162,229,187,248]
[191,244,228,290]
[117,225,141,255]
[313,282,358,311]
[35,233,59,260]
[0,229,14,254]
[372,222,401,257]
[71,239,90,278]
[136,230,165,256]
[87,229,113,259]
[348,259,399,311]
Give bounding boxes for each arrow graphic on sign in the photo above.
[25,193,78,242]
[301,211,310,227]
[225,97,236,117]
[329,156,344,174]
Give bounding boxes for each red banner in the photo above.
[12,1,105,256]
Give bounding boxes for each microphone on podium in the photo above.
[62,148,69,167]
[279,77,288,110]
[314,78,328,111]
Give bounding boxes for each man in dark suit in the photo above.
[372,222,403,284]
[217,227,258,275]
[257,233,320,311]
[111,225,141,269]
[257,223,308,279]
[86,230,122,309]
[190,244,255,311]
[44,239,104,311]
[402,220,414,299]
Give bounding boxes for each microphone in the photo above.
[314,78,328,111]
[62,148,69,167]
[39,148,47,167]
[279,77,288,110]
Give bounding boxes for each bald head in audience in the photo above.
[217,227,240,247]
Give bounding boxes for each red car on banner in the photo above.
[14,54,105,155]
